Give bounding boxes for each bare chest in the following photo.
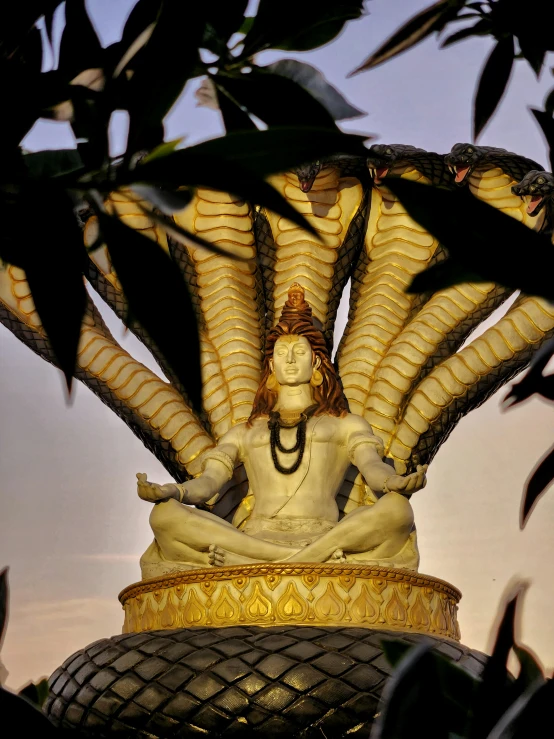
[244,416,344,453]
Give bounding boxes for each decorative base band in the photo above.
[119,564,461,641]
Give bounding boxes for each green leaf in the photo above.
[18,679,49,708]
[531,108,554,172]
[520,445,554,528]
[513,646,545,689]
[242,0,364,56]
[474,35,515,140]
[350,0,464,75]
[0,568,7,649]
[22,149,83,179]
[216,69,338,128]
[265,59,364,121]
[237,16,255,36]
[13,188,88,391]
[384,179,554,302]
[58,0,103,80]
[97,212,202,411]
[140,138,185,163]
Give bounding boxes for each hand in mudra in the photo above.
[385,464,427,495]
[136,473,180,503]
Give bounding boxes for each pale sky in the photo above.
[1,0,554,689]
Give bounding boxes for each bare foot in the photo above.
[209,545,226,567]
[328,549,346,563]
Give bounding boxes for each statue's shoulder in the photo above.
[341,412,375,435]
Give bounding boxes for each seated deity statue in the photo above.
[137,284,427,578]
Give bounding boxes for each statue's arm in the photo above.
[137,426,242,505]
[345,415,427,495]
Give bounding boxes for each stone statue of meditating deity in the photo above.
[137,285,427,578]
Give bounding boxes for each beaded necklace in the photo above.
[267,405,318,474]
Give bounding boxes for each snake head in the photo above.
[445,143,486,185]
[512,170,554,216]
[366,144,421,185]
[293,160,323,193]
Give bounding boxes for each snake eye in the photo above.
[385,148,393,155]
[537,176,546,185]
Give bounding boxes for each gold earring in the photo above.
[266,372,279,391]
[310,368,323,387]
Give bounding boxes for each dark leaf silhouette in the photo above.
[205,0,248,43]
[18,679,49,708]
[372,641,451,739]
[216,69,338,129]
[125,4,206,153]
[503,337,554,409]
[409,259,487,294]
[129,184,192,215]
[265,59,364,120]
[350,0,464,75]
[22,148,83,179]
[172,127,369,178]
[242,0,364,56]
[440,18,491,48]
[0,685,59,735]
[214,82,258,132]
[58,0,103,80]
[512,646,545,690]
[384,179,554,301]
[0,0,62,56]
[521,444,554,528]
[134,202,250,260]
[486,677,554,739]
[474,35,515,140]
[470,584,525,739]
[98,213,202,411]
[531,108,554,172]
[132,149,320,235]
[17,189,88,390]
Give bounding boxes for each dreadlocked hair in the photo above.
[248,317,349,424]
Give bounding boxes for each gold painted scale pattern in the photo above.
[120,564,461,641]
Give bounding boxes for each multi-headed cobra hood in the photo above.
[445,143,543,186]
[512,170,554,216]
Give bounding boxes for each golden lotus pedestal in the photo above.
[45,565,480,737]
[118,563,461,641]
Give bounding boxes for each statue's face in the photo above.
[272,336,313,386]
[289,290,304,308]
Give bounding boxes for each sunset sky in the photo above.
[1,0,554,689]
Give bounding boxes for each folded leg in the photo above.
[150,499,298,563]
[283,493,414,563]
